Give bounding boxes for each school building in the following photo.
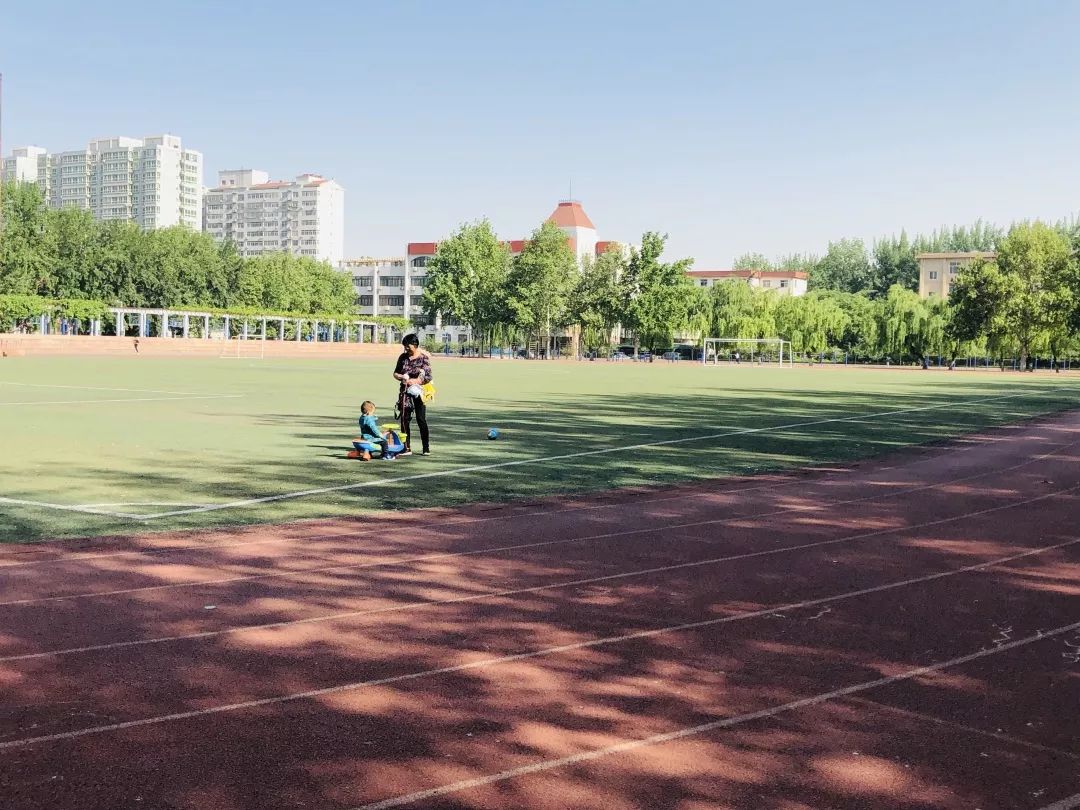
[916,251,996,300]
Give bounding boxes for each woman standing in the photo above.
[393,334,433,456]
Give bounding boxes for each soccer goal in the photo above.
[703,338,791,367]
[219,337,267,360]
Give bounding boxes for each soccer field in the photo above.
[1,355,1077,542]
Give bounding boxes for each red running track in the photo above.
[1,413,1079,810]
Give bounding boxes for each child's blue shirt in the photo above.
[359,413,382,439]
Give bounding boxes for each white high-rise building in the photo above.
[2,146,47,184]
[1,135,203,230]
[203,169,345,265]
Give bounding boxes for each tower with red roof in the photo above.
[547,200,597,264]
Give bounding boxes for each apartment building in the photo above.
[203,170,345,265]
[2,146,47,183]
[916,251,995,299]
[687,268,809,295]
[2,135,203,230]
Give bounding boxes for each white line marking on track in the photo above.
[1,545,1074,753]
[1040,793,1080,810]
[129,391,1039,520]
[351,618,1080,810]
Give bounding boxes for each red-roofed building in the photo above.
[360,200,620,343]
[686,268,809,296]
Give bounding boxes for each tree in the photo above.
[949,222,1074,369]
[505,220,578,356]
[47,207,98,299]
[423,219,511,351]
[732,252,773,271]
[571,247,624,352]
[809,238,876,295]
[878,285,928,361]
[0,181,55,295]
[707,279,776,341]
[775,292,849,356]
[873,231,919,293]
[618,232,695,354]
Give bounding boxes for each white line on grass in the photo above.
[0,394,243,407]
[2,410,1058,566]
[0,381,229,396]
[1,542,1075,752]
[4,491,1075,661]
[0,497,147,520]
[73,502,216,509]
[351,618,1080,810]
[134,391,1037,520]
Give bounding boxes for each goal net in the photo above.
[703,338,791,367]
[219,337,267,360]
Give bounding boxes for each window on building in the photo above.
[929,271,938,280]
[779,280,789,288]
[380,295,405,307]
[411,296,424,307]
[411,256,429,268]
[381,276,405,288]
[699,279,708,287]
[359,295,373,307]
[411,276,427,287]
[949,261,962,275]
[762,280,772,288]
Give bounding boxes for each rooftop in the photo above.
[547,200,595,230]
[915,251,996,259]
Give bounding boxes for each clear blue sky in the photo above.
[4,0,1080,266]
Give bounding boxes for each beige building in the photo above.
[916,251,995,300]
[686,268,809,296]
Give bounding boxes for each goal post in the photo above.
[219,336,267,360]
[703,338,791,367]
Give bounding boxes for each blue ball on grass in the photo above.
[487,428,500,440]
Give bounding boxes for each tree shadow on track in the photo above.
[1,418,1079,809]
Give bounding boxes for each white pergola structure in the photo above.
[110,308,389,343]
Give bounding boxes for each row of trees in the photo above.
[425,218,1080,364]
[422,220,696,354]
[735,218,1080,299]
[0,182,355,315]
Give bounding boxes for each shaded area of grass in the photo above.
[1,356,1078,541]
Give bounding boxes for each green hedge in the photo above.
[0,295,411,334]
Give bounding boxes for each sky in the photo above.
[3,0,1080,267]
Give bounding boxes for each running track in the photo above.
[1,413,1079,809]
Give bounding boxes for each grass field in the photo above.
[1,355,1078,543]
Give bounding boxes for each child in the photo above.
[349,401,404,461]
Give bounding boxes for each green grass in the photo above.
[1,355,1077,543]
